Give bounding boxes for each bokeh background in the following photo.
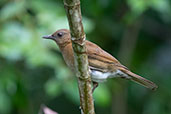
[0,0,171,114]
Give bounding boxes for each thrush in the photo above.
[43,29,158,92]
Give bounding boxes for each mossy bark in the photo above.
[63,0,95,114]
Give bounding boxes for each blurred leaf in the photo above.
[151,0,170,13]
[0,21,31,61]
[64,80,80,104]
[127,0,171,23]
[127,0,149,16]
[0,87,11,114]
[151,0,171,22]
[0,1,26,21]
[83,17,95,33]
[45,78,62,97]
[94,84,111,106]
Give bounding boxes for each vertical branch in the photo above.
[63,0,95,114]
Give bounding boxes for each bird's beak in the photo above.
[42,35,55,40]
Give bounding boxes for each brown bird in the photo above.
[43,29,158,92]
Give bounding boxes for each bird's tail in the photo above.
[119,67,158,91]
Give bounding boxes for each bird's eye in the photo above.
[57,32,63,37]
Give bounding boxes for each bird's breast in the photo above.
[60,43,75,71]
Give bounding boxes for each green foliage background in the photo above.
[0,0,171,114]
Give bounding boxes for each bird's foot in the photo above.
[92,82,99,93]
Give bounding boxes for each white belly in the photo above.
[90,69,130,82]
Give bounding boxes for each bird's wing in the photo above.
[86,40,126,72]
[85,41,158,90]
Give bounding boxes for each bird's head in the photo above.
[42,29,71,45]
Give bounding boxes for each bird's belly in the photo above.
[90,70,119,82]
[90,69,130,83]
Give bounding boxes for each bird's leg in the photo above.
[92,82,99,93]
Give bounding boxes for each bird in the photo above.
[42,29,158,92]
